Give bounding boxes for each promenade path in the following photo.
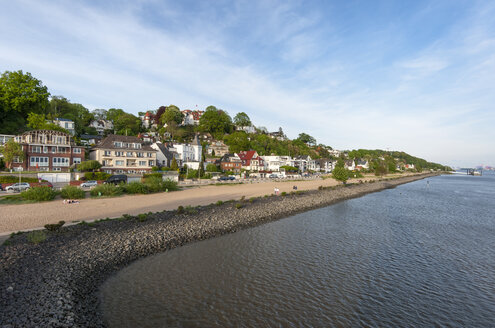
[0,173,413,235]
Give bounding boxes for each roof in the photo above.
[93,134,156,151]
[80,134,102,139]
[54,118,73,122]
[154,143,175,161]
[237,150,257,161]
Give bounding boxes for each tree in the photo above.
[160,105,183,126]
[0,139,24,169]
[0,70,50,134]
[26,112,69,133]
[77,160,102,172]
[48,96,95,136]
[113,112,141,136]
[332,166,349,183]
[297,133,316,146]
[170,158,179,170]
[198,106,233,138]
[233,112,251,127]
[206,163,218,172]
[155,106,167,124]
[223,131,250,153]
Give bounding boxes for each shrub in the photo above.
[84,172,110,181]
[249,197,256,203]
[78,160,102,172]
[44,221,65,232]
[216,200,223,206]
[281,191,287,196]
[123,182,149,194]
[90,184,123,197]
[235,203,243,209]
[0,176,41,183]
[61,185,85,199]
[21,186,57,201]
[184,206,198,214]
[177,205,184,214]
[143,172,163,180]
[137,213,148,222]
[318,185,323,190]
[143,177,178,193]
[27,230,47,244]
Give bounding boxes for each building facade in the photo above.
[52,118,76,135]
[11,130,84,172]
[90,135,157,174]
[89,120,114,135]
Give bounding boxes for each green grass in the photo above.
[26,230,47,244]
[0,194,35,205]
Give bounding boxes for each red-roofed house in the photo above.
[181,110,204,126]
[236,150,265,172]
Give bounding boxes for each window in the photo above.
[126,152,133,157]
[115,151,124,157]
[73,158,81,164]
[53,157,69,166]
[147,152,153,158]
[31,146,41,153]
[139,161,146,166]
[13,156,23,163]
[114,142,122,148]
[53,167,61,171]
[115,160,124,166]
[30,157,49,166]
[148,160,154,166]
[43,146,48,153]
[104,150,111,156]
[73,148,81,154]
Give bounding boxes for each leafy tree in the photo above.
[332,160,348,184]
[77,160,102,172]
[0,139,24,169]
[206,163,218,172]
[198,158,205,177]
[223,131,250,153]
[106,108,126,123]
[160,105,183,125]
[0,70,50,134]
[233,112,251,127]
[280,165,298,172]
[297,133,316,146]
[114,112,141,136]
[170,158,179,170]
[48,96,95,136]
[26,113,69,133]
[198,106,233,138]
[155,106,167,124]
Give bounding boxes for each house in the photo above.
[235,125,256,134]
[137,133,156,143]
[90,135,157,174]
[51,118,75,135]
[293,155,312,172]
[11,130,84,172]
[405,164,415,170]
[172,134,202,167]
[207,140,229,157]
[220,153,242,172]
[236,150,265,171]
[344,160,356,171]
[268,130,287,141]
[355,159,369,170]
[151,142,177,168]
[261,155,293,172]
[89,119,114,135]
[140,111,156,129]
[80,134,102,146]
[181,110,204,126]
[313,158,335,173]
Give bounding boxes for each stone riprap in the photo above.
[0,173,437,327]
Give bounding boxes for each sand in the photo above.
[0,173,415,235]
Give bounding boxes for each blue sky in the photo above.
[1,0,494,167]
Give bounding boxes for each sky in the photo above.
[1,0,494,167]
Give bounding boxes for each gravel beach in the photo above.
[0,173,437,327]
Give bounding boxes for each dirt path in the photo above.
[0,173,414,235]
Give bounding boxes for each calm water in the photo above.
[101,173,495,327]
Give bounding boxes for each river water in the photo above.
[100,173,495,327]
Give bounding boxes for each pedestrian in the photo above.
[293,185,297,190]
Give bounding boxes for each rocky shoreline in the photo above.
[0,173,438,327]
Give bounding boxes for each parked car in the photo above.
[6,182,31,192]
[80,180,98,188]
[104,175,127,185]
[269,174,279,178]
[219,176,235,181]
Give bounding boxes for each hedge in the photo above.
[20,186,57,201]
[60,185,86,199]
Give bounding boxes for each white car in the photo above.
[80,180,98,188]
[6,182,31,192]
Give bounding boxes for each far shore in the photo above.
[0,172,420,235]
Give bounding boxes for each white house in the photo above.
[151,142,177,168]
[172,134,202,166]
[261,155,293,172]
[294,155,312,172]
[51,118,75,135]
[89,120,114,135]
[181,110,204,126]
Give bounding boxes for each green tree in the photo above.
[0,139,24,169]
[77,160,102,172]
[297,133,316,146]
[114,112,141,136]
[0,70,50,134]
[206,163,218,172]
[332,163,348,184]
[223,131,251,153]
[198,106,233,138]
[233,112,251,127]
[160,105,184,125]
[26,112,69,133]
[170,158,179,170]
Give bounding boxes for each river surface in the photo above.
[101,173,495,327]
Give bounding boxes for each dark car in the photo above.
[219,176,235,181]
[104,175,128,185]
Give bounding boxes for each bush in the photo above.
[144,177,178,193]
[84,172,111,181]
[44,221,65,232]
[177,205,184,214]
[216,200,223,206]
[27,230,47,244]
[21,186,57,201]
[0,176,40,183]
[249,197,256,203]
[123,182,149,194]
[235,203,243,209]
[281,191,287,196]
[78,160,102,172]
[90,184,123,197]
[142,172,163,180]
[61,185,86,199]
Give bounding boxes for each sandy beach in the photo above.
[0,173,416,234]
